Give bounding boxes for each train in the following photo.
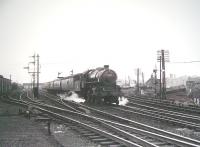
[0,75,11,96]
[43,65,121,105]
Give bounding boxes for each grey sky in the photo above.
[0,0,200,83]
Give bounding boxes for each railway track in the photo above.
[61,99,200,146]
[111,103,200,131]
[47,92,200,131]
[128,96,200,115]
[0,96,150,146]
[33,92,200,132]
[20,92,200,134]
[2,93,200,146]
[38,92,200,147]
[31,90,81,112]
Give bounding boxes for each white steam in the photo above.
[58,92,85,103]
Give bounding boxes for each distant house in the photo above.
[117,79,136,88]
[23,83,32,89]
[145,75,161,96]
[185,77,200,105]
[166,76,188,88]
[145,75,160,90]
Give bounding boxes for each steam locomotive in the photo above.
[44,65,120,105]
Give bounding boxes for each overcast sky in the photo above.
[1,0,200,83]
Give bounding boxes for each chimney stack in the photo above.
[104,65,109,69]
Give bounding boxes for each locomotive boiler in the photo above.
[44,65,120,105]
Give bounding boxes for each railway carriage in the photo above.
[53,80,61,91]
[0,75,11,96]
[44,65,120,105]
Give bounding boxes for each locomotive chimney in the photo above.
[104,65,109,69]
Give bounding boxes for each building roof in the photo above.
[145,77,160,88]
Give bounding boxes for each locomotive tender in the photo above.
[44,65,120,104]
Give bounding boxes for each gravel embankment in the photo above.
[0,100,99,147]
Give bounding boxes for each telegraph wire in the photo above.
[170,61,200,64]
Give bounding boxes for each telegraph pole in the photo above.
[128,76,131,86]
[157,50,169,99]
[36,54,40,98]
[159,56,162,99]
[153,69,157,98]
[142,72,144,86]
[24,53,40,98]
[9,74,12,90]
[31,54,36,98]
[136,68,140,95]
[30,54,36,89]
[161,50,166,99]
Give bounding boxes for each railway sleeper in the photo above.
[139,136,155,142]
[108,145,126,147]
[91,138,110,142]
[99,141,119,146]
[143,138,172,146]
[78,130,93,134]
[71,126,121,146]
[153,141,171,146]
[88,135,103,139]
[81,133,97,137]
[74,128,121,146]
